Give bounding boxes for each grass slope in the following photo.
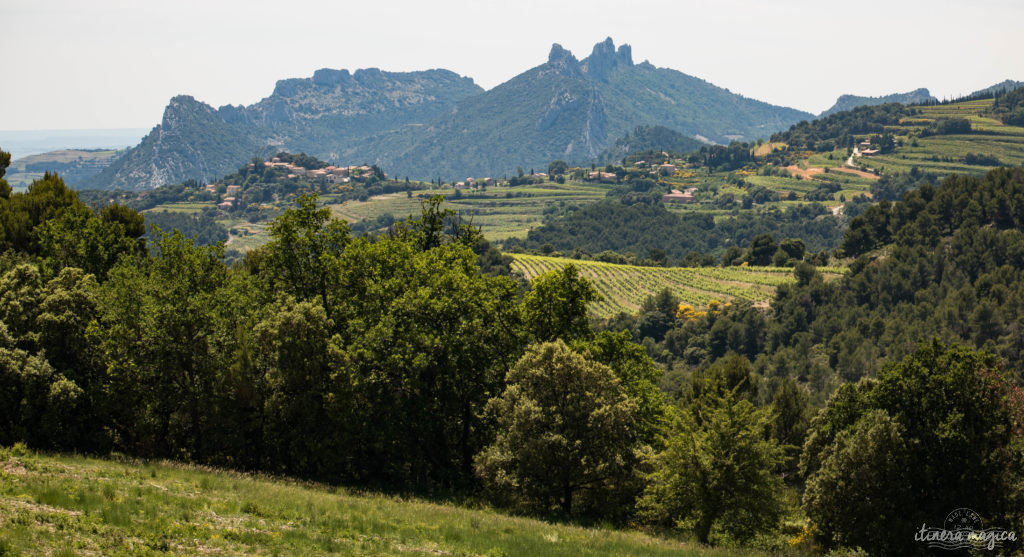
[0,448,752,556]
[511,254,846,318]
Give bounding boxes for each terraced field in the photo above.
[863,99,1024,176]
[326,181,611,241]
[511,254,846,318]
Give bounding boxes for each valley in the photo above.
[3,23,1024,552]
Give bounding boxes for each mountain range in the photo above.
[87,69,481,189]
[82,38,1023,191]
[88,39,813,190]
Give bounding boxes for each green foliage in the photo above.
[0,173,143,279]
[262,194,350,316]
[0,148,11,199]
[771,103,911,151]
[521,263,601,342]
[143,210,227,248]
[507,200,843,261]
[745,234,777,266]
[987,85,1024,125]
[94,229,242,462]
[547,160,569,176]
[475,340,645,517]
[801,342,1024,555]
[926,117,972,136]
[330,234,523,486]
[803,409,908,554]
[639,387,786,544]
[572,331,667,445]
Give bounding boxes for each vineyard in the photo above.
[512,254,846,318]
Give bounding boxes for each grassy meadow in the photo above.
[0,446,756,556]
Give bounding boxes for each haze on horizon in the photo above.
[2,0,1022,132]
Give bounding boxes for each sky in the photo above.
[1,0,1023,131]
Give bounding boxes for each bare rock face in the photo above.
[581,37,633,82]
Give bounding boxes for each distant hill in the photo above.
[89,38,812,190]
[87,69,483,190]
[971,79,1024,97]
[6,149,123,188]
[598,125,706,164]
[819,88,936,117]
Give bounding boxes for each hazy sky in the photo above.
[2,0,1023,131]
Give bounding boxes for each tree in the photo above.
[95,229,243,461]
[257,296,346,477]
[262,194,350,319]
[0,148,11,199]
[769,378,811,477]
[746,233,777,266]
[573,331,667,446]
[474,340,643,517]
[333,234,523,487]
[639,386,786,544]
[778,237,806,262]
[803,409,909,553]
[521,264,600,343]
[801,342,1024,555]
[793,261,817,286]
[548,160,569,176]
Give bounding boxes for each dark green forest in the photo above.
[505,200,844,261]
[2,143,1023,553]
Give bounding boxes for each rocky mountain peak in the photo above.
[547,43,582,77]
[582,37,633,81]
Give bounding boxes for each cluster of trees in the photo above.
[869,166,940,201]
[686,142,755,172]
[986,85,1024,126]
[770,103,911,152]
[505,200,844,262]
[921,117,972,136]
[143,210,228,248]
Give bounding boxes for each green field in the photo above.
[326,181,612,241]
[0,447,753,556]
[141,180,613,253]
[511,254,846,318]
